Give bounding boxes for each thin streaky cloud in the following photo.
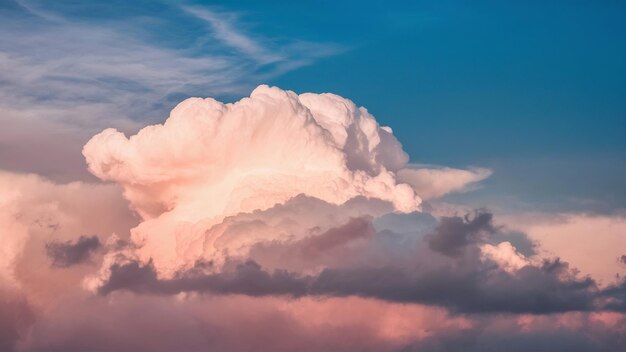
[0,1,343,179]
[182,6,283,64]
[13,0,67,23]
[0,1,341,129]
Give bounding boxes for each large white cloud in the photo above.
[83,85,422,275]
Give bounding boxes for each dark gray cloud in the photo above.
[428,211,494,257]
[96,257,624,314]
[45,235,101,268]
[96,211,617,314]
[298,217,374,258]
[248,216,379,272]
[601,279,626,312]
[399,315,626,352]
[620,255,626,266]
[99,260,310,297]
[311,258,599,314]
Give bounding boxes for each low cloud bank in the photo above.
[96,211,625,315]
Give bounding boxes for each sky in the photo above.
[1,1,625,351]
[1,0,624,210]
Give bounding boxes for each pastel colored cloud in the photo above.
[398,166,492,200]
[0,85,623,351]
[502,213,626,285]
[83,85,420,275]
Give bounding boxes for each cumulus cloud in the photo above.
[77,85,624,317]
[83,85,420,275]
[1,84,623,351]
[480,241,530,272]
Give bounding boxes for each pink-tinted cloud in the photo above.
[503,213,626,285]
[0,171,136,305]
[1,85,623,351]
[17,295,466,352]
[398,166,492,200]
[83,85,422,276]
[11,293,626,352]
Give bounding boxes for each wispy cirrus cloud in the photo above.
[182,6,282,64]
[0,0,343,179]
[2,0,342,127]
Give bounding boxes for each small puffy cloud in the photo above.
[480,242,530,272]
[398,166,492,200]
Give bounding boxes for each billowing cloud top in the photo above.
[83,85,422,275]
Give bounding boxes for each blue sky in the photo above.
[269,1,626,161]
[1,0,625,212]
